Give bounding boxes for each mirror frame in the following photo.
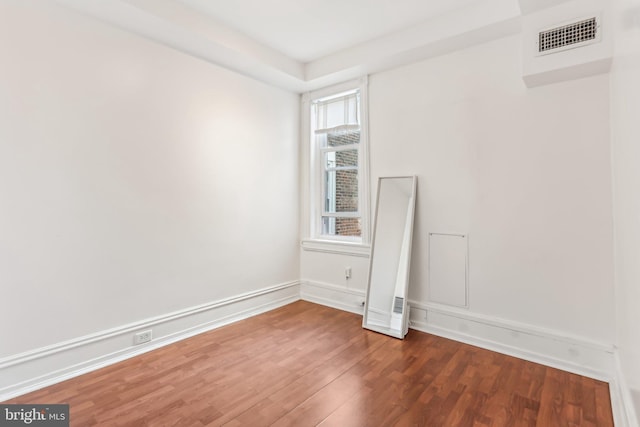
[363,176,417,339]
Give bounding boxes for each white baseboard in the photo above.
[300,280,365,315]
[0,281,300,402]
[302,281,614,379]
[299,281,629,421]
[610,352,640,427]
[411,304,639,427]
[4,278,634,427]
[408,301,615,381]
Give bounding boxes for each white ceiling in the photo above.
[55,0,544,92]
[177,0,482,62]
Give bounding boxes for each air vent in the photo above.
[393,297,404,314]
[537,17,600,56]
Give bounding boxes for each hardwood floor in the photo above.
[5,301,614,426]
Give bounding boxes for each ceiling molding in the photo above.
[54,0,308,91]
[121,0,303,79]
[54,0,523,93]
[304,0,522,89]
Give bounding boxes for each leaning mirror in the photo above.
[363,176,417,339]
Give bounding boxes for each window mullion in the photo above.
[319,144,359,154]
[326,166,358,172]
[321,212,360,218]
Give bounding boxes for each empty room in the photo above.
[1,0,639,425]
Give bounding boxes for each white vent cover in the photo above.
[522,3,612,88]
[536,16,601,56]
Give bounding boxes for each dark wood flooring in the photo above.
[5,301,614,426]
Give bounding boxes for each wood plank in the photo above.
[3,301,614,427]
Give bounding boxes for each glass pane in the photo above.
[325,150,358,169]
[316,92,359,130]
[327,129,360,147]
[324,169,358,213]
[322,217,362,237]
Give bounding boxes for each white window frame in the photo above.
[301,77,370,255]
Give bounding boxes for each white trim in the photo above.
[359,76,371,244]
[300,280,365,315]
[413,300,612,352]
[315,124,360,135]
[304,78,367,102]
[610,352,640,427]
[0,281,300,401]
[321,144,359,154]
[0,281,297,370]
[408,300,614,381]
[1,278,628,425]
[298,280,616,382]
[320,212,360,219]
[300,239,370,257]
[300,93,311,249]
[55,1,521,93]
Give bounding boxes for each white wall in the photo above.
[610,0,640,421]
[0,1,299,357]
[302,35,615,346]
[1,0,627,410]
[369,34,615,343]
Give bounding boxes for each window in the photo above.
[307,80,369,245]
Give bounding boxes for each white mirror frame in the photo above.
[363,176,417,339]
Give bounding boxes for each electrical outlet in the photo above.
[134,330,152,345]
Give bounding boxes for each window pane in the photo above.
[326,129,360,147]
[316,92,359,130]
[322,217,362,237]
[325,169,358,213]
[325,150,358,169]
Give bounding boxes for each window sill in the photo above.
[300,239,371,257]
